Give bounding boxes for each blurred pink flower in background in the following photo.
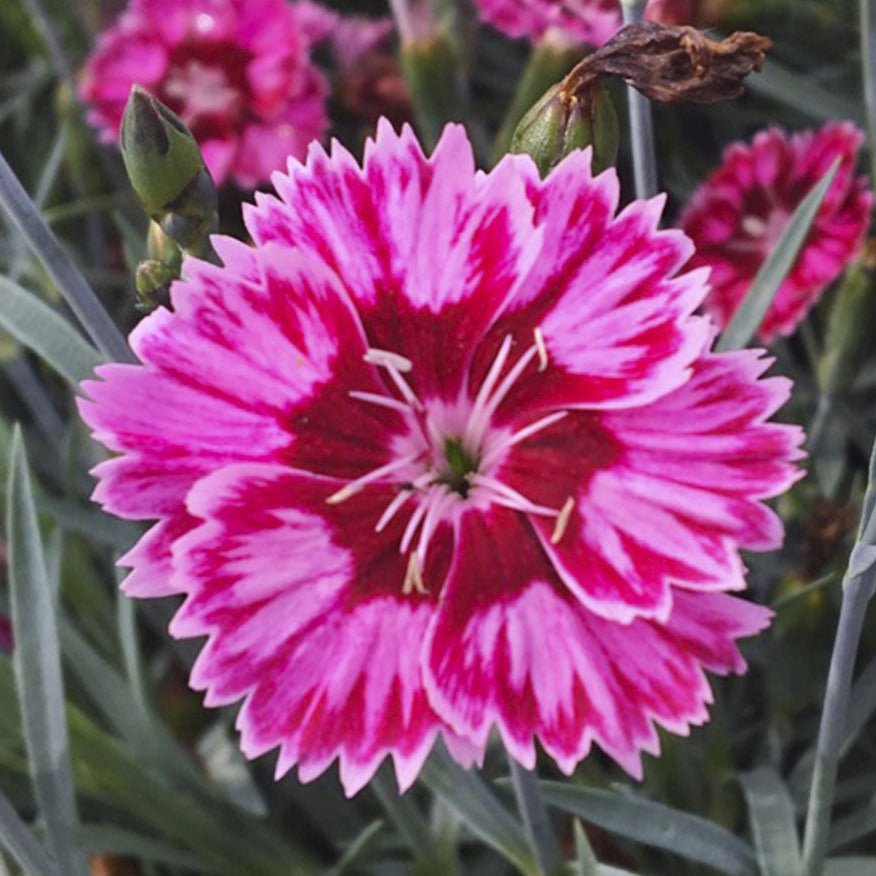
[471,0,710,46]
[80,0,333,187]
[681,122,872,343]
[473,0,621,46]
[80,121,803,795]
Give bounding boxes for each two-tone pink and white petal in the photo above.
[171,464,456,796]
[424,505,772,777]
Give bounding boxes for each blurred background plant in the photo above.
[0,0,876,874]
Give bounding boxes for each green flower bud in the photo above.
[509,80,619,178]
[121,86,205,215]
[135,259,176,311]
[121,87,218,259]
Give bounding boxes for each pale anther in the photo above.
[364,348,413,372]
[402,552,427,595]
[741,215,767,237]
[534,327,549,372]
[551,496,576,544]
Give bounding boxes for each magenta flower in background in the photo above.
[681,122,872,343]
[79,121,803,795]
[80,0,332,188]
[473,0,622,45]
[471,0,700,46]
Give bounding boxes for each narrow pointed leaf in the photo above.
[717,158,840,351]
[0,149,131,361]
[574,820,599,876]
[7,426,88,876]
[0,786,59,876]
[0,277,103,384]
[739,767,801,876]
[540,782,757,876]
[420,746,540,876]
[325,820,384,876]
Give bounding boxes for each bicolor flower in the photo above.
[80,0,331,187]
[80,121,803,795]
[681,122,872,343]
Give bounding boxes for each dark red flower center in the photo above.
[160,21,252,141]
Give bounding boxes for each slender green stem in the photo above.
[491,37,580,164]
[0,148,131,362]
[861,0,876,183]
[800,571,873,874]
[621,0,658,199]
[508,758,561,875]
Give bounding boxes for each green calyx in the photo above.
[509,79,619,178]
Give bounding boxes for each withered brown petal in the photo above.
[564,21,772,105]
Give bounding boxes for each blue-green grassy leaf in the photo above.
[747,60,865,126]
[574,820,599,876]
[419,745,540,876]
[0,147,131,361]
[7,426,88,876]
[825,857,876,876]
[78,824,201,869]
[540,782,757,876]
[716,159,840,352]
[0,277,103,384]
[0,786,59,876]
[739,768,801,876]
[325,820,384,876]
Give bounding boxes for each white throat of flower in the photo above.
[328,330,575,593]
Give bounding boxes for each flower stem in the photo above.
[800,573,873,874]
[508,758,561,876]
[0,148,131,363]
[620,0,658,199]
[800,437,876,876]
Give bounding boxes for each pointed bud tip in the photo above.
[120,86,206,215]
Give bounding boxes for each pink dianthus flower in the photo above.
[80,0,331,188]
[472,0,699,46]
[681,123,872,343]
[80,121,803,795]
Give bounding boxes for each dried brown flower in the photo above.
[563,21,772,104]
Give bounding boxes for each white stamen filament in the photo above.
[534,326,549,372]
[365,347,423,411]
[374,472,434,532]
[480,410,568,469]
[469,474,559,518]
[468,334,513,430]
[402,552,427,595]
[399,500,429,554]
[465,339,539,449]
[478,346,538,426]
[416,488,455,567]
[325,453,420,505]
[551,496,576,544]
[364,348,413,372]
[349,390,413,415]
[375,489,414,532]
